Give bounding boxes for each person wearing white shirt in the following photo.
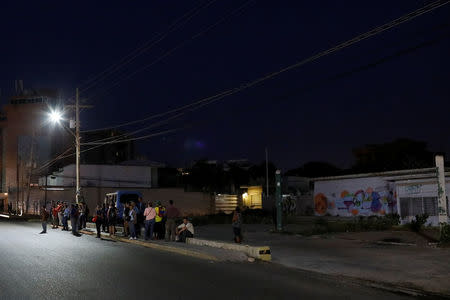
[176,218,194,242]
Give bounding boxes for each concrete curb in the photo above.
[375,241,416,246]
[186,238,271,261]
[80,229,219,262]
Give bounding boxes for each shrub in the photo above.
[409,214,429,232]
[385,213,401,225]
[439,223,450,245]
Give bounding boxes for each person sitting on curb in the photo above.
[176,217,194,243]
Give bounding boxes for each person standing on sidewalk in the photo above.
[129,202,137,240]
[94,205,103,238]
[40,205,49,234]
[57,201,64,227]
[154,201,163,240]
[62,203,70,231]
[51,203,59,229]
[165,200,180,242]
[70,204,81,236]
[107,203,117,237]
[144,202,156,240]
[102,203,108,233]
[232,206,243,243]
[136,197,145,238]
[78,203,85,230]
[123,202,131,237]
[84,202,90,229]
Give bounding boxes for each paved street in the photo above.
[0,221,421,299]
[194,224,450,295]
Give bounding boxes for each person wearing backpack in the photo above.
[40,205,49,234]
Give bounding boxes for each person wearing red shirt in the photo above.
[51,203,59,229]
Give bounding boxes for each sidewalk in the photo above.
[194,224,450,296]
[80,224,248,263]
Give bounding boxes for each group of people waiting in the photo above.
[39,198,243,244]
[40,201,90,237]
[91,198,195,243]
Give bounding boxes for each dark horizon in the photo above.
[1,1,449,170]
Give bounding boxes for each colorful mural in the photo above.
[314,187,397,216]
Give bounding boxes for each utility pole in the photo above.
[16,142,20,214]
[65,91,92,204]
[275,169,282,231]
[44,170,48,207]
[265,147,269,199]
[25,130,35,214]
[75,88,81,204]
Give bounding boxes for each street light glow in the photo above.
[49,110,62,123]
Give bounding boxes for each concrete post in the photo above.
[435,154,448,224]
[275,170,282,231]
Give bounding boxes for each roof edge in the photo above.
[312,167,438,182]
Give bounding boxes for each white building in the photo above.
[313,164,449,226]
[39,163,158,188]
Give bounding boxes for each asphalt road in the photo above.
[0,221,418,299]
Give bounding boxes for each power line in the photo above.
[186,30,450,130]
[84,0,255,104]
[33,147,74,174]
[81,0,450,133]
[34,128,180,172]
[82,112,184,144]
[65,0,218,103]
[81,128,180,145]
[81,88,235,133]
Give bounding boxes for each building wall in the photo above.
[0,102,50,206]
[313,177,397,217]
[396,180,450,225]
[40,164,155,188]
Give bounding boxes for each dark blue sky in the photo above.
[1,0,450,170]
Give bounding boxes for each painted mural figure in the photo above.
[314,186,397,217]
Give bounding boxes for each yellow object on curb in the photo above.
[257,246,271,262]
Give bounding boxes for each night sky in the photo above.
[1,1,449,170]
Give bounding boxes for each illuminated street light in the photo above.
[49,109,62,123]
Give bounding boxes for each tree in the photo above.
[285,161,341,178]
[352,138,434,172]
[184,160,229,193]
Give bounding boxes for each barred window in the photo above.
[400,197,438,217]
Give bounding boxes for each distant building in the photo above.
[0,82,66,212]
[39,163,159,188]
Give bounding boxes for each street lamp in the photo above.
[47,96,81,204]
[48,109,62,124]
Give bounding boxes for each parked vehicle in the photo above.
[104,191,142,221]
